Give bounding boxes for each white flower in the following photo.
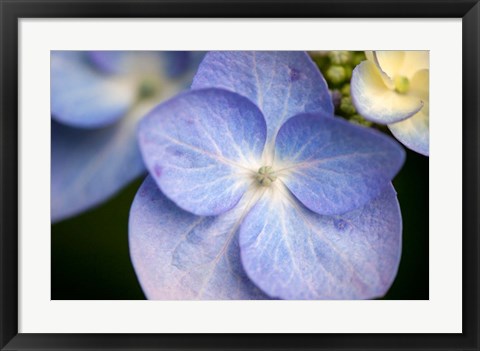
[351,51,429,156]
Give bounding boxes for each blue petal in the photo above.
[191,51,333,151]
[239,184,402,300]
[129,176,269,300]
[274,113,405,215]
[138,88,266,216]
[163,51,206,79]
[51,104,146,222]
[51,51,136,128]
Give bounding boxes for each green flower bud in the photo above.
[326,66,347,85]
[341,83,351,96]
[309,52,330,70]
[340,96,356,116]
[344,65,353,80]
[328,51,352,65]
[349,114,373,127]
[352,52,366,66]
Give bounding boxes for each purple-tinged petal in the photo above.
[138,88,266,216]
[388,69,429,156]
[351,60,424,124]
[388,106,429,156]
[51,51,136,128]
[129,176,269,300]
[274,113,405,215]
[163,51,206,79]
[239,184,402,300]
[50,102,151,222]
[191,51,333,151]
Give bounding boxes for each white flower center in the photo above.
[255,166,277,187]
[138,77,161,100]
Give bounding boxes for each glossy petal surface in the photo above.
[239,184,402,300]
[129,176,268,300]
[50,103,151,222]
[191,51,333,152]
[351,60,424,124]
[51,51,136,128]
[274,113,405,215]
[138,88,266,216]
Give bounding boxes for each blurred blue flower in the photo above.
[51,51,203,222]
[129,51,405,300]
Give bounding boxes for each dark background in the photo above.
[51,148,428,300]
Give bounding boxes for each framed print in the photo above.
[1,0,478,350]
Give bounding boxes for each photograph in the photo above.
[2,1,478,348]
[51,50,429,300]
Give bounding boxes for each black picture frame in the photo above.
[1,0,478,350]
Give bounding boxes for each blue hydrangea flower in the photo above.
[129,51,406,300]
[51,51,203,222]
[351,51,429,156]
